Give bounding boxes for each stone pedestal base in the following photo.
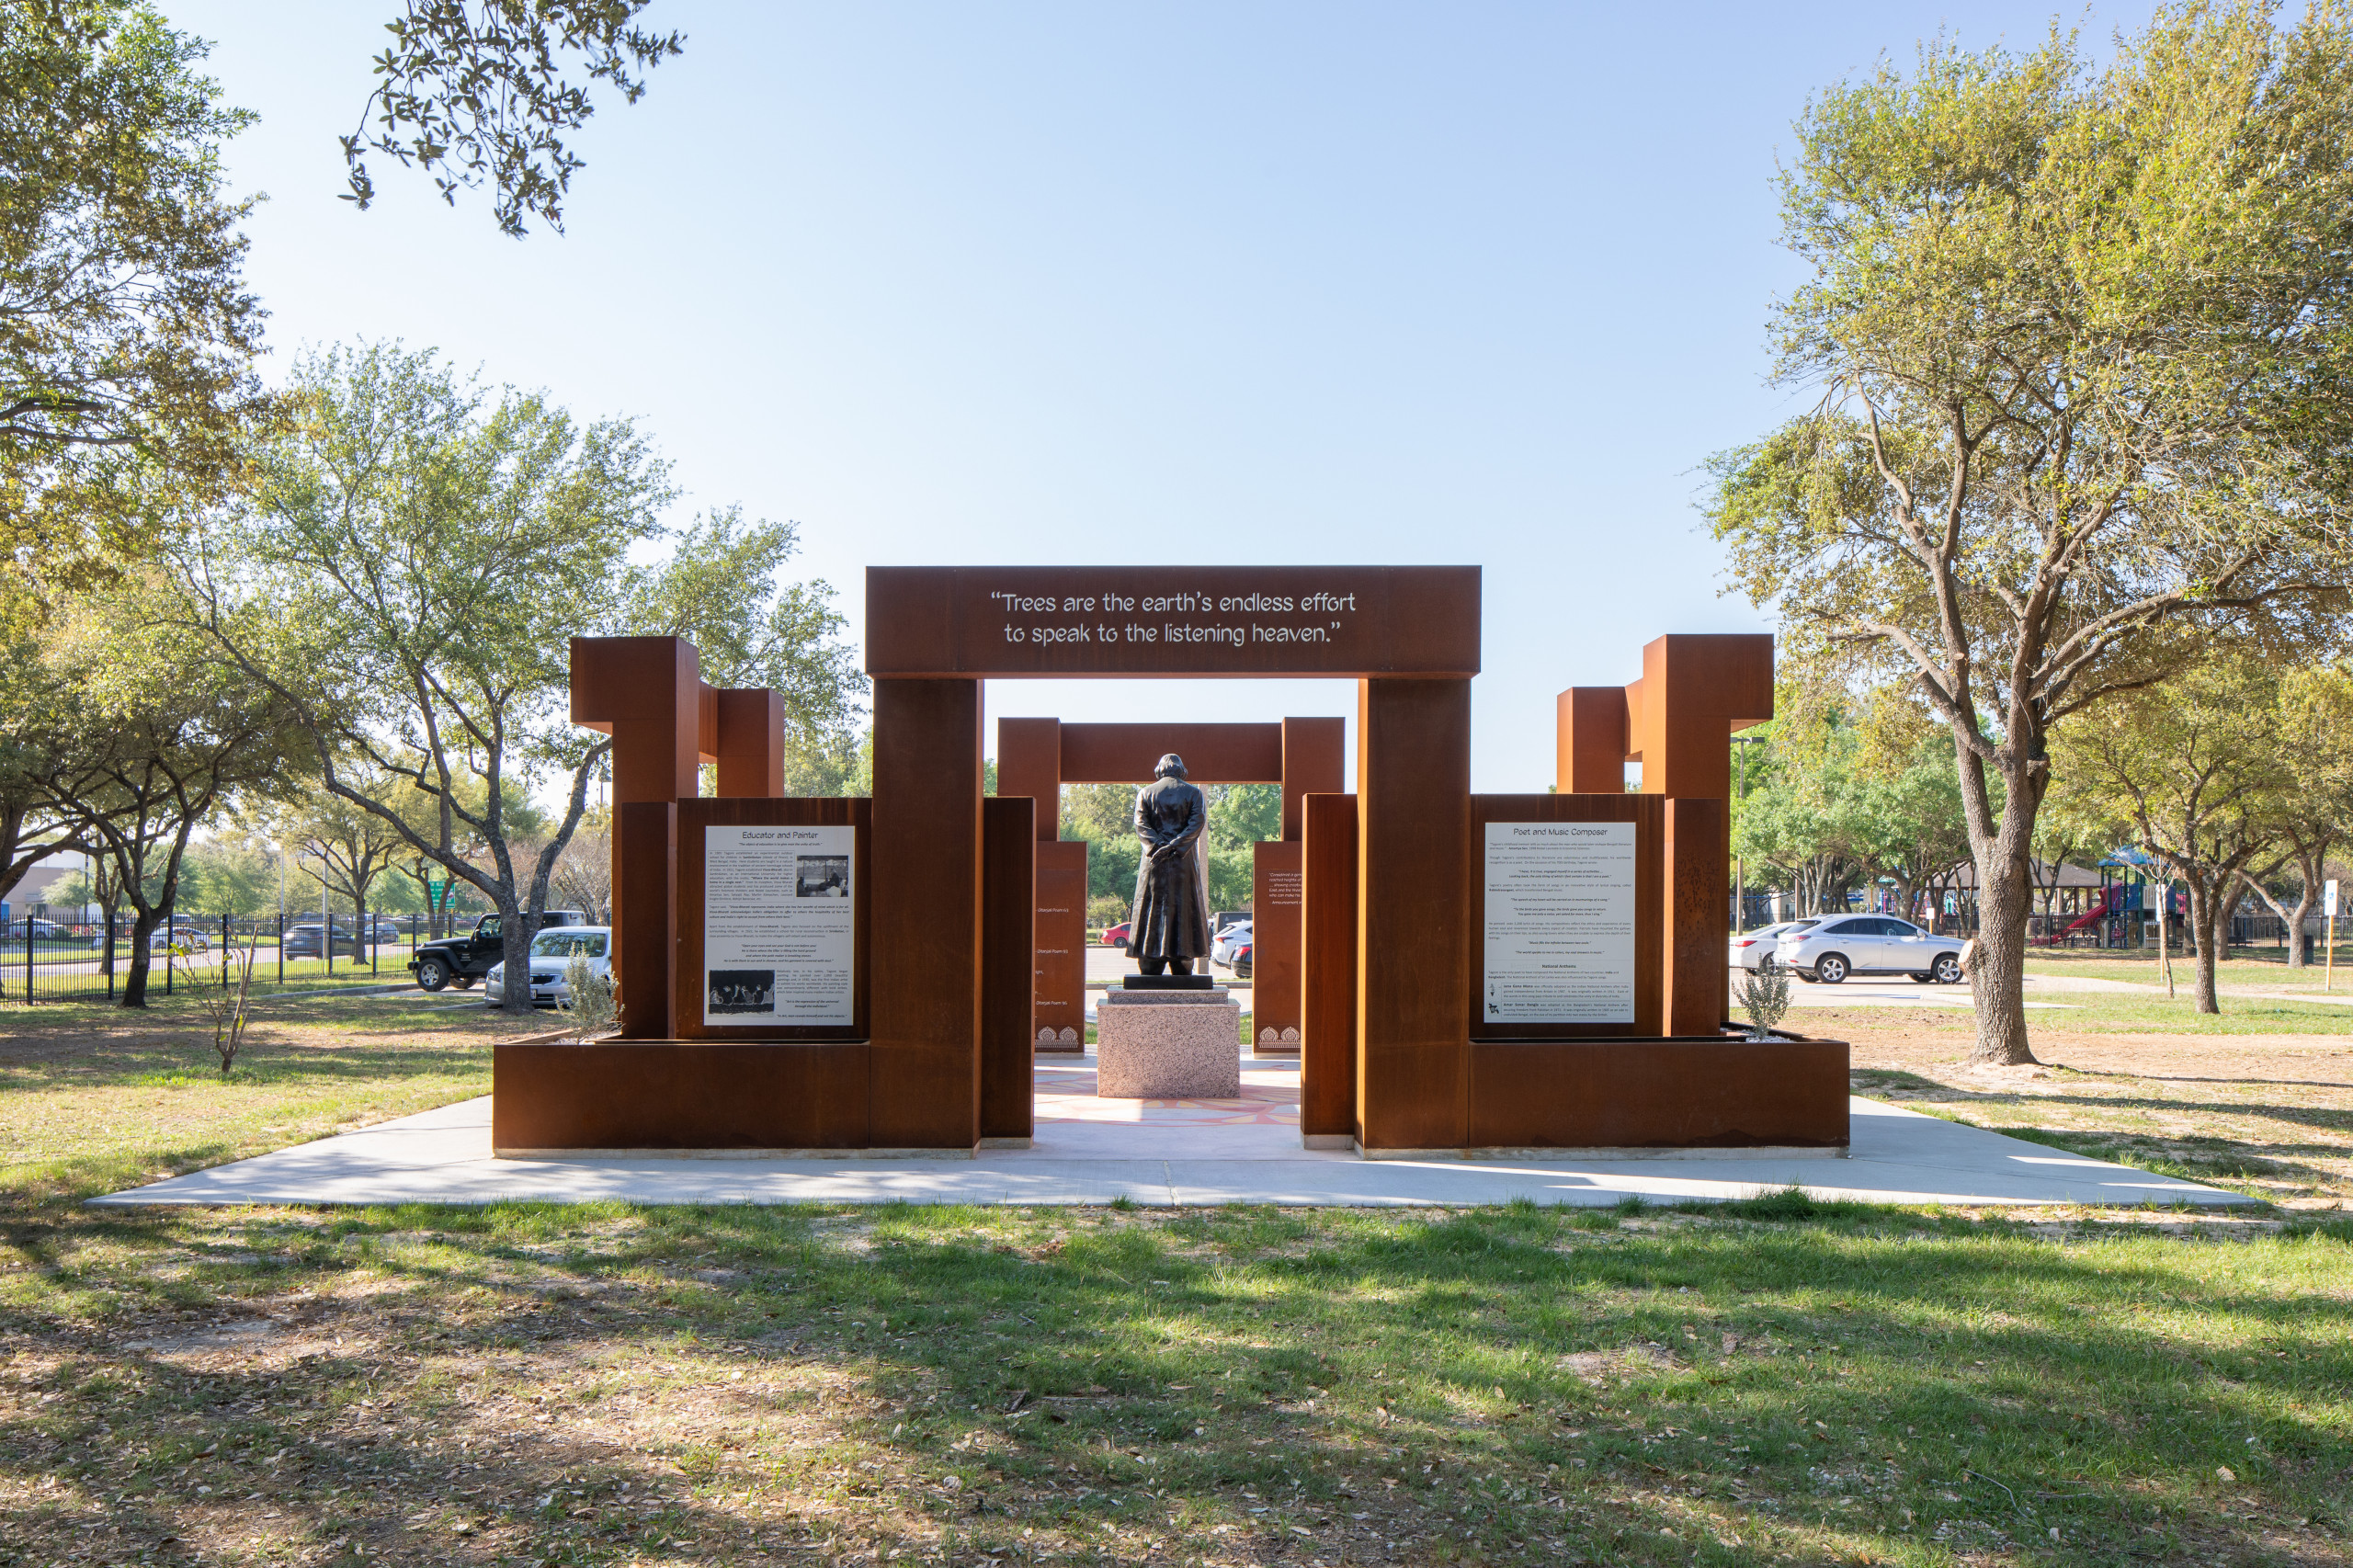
[1096,990,1241,1098]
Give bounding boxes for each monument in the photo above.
[1125,753,1211,977]
[996,717,1339,1051]
[492,565,1849,1159]
[1095,754,1243,1097]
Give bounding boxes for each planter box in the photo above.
[1453,1029,1849,1153]
[492,1040,881,1155]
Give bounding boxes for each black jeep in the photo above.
[407,910,587,993]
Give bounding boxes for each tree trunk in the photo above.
[495,896,536,1016]
[2289,841,2328,968]
[119,906,161,1008]
[1954,722,2045,1067]
[2185,875,2222,1015]
[1966,855,2040,1063]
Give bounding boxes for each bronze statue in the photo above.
[1125,753,1211,975]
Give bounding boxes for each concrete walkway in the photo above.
[92,1053,2242,1210]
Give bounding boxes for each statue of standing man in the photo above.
[1125,753,1211,975]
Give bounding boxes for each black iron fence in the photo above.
[0,910,422,1005]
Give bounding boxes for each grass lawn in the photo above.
[1,995,2349,1566]
[3,1200,2349,1567]
[2025,944,2353,994]
[1997,990,2353,1036]
[0,992,514,1207]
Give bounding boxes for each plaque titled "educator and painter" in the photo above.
[1482,821,1636,1025]
[703,824,856,1028]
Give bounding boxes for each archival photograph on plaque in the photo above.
[795,855,849,897]
[1483,821,1636,1025]
[704,825,857,1028]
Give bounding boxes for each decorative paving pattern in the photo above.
[1034,1054,1300,1127]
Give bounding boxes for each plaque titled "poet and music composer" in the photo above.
[703,825,855,1028]
[1481,822,1636,1025]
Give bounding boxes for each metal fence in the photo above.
[0,909,421,1005]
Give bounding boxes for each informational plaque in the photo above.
[1483,822,1635,1024]
[703,824,855,1028]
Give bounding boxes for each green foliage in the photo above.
[342,0,685,237]
[1706,6,2353,1062]
[1058,781,1267,913]
[1735,692,1977,917]
[2051,654,2300,1010]
[188,347,661,855]
[623,504,867,751]
[1206,784,1280,852]
[559,951,616,1040]
[41,569,301,1003]
[174,838,275,916]
[0,0,269,584]
[1732,962,1792,1040]
[176,341,686,1006]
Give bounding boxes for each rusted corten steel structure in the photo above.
[497,574,1843,1157]
[995,717,1342,1052]
[1555,633,1776,1032]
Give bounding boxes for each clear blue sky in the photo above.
[168,1,2158,790]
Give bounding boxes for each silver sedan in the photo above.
[1728,919,1815,971]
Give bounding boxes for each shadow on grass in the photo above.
[3,1200,2350,1564]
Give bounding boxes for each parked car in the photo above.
[1228,937,1252,981]
[1101,920,1131,948]
[410,909,588,992]
[1777,915,1963,985]
[14,917,78,943]
[363,915,404,944]
[282,922,364,960]
[1728,919,1815,971]
[1211,919,1253,969]
[484,926,613,1008]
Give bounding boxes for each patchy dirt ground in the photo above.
[1824,1008,2353,1208]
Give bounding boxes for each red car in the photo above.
[1102,921,1131,947]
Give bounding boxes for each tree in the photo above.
[547,807,612,922]
[1062,783,1141,920]
[1731,705,1876,917]
[266,767,410,960]
[2052,657,2290,1011]
[785,728,870,798]
[43,574,294,1006]
[0,0,268,585]
[624,504,868,759]
[175,836,276,917]
[1707,7,2353,1062]
[177,342,671,1011]
[0,634,97,908]
[179,343,857,1010]
[342,0,684,237]
[2234,662,2353,964]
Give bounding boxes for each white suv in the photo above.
[1777,915,1964,985]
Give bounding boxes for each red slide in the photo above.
[2042,889,2114,945]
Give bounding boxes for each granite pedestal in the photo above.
[1096,988,1243,1098]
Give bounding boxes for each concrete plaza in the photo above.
[92,1051,2243,1210]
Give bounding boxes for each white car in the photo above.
[484,925,613,1007]
[1729,920,1815,971]
[1777,915,1963,985]
[1211,919,1253,969]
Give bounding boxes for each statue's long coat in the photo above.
[1125,775,1211,960]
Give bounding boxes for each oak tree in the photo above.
[1708,6,2353,1062]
